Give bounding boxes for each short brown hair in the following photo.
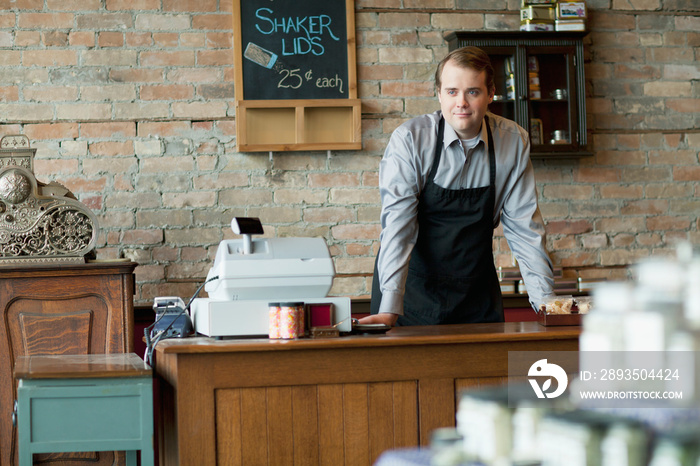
[435,46,495,93]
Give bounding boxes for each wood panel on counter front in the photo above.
[154,322,580,465]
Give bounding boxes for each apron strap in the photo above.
[426,116,445,185]
[484,115,497,215]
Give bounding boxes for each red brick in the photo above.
[308,173,361,188]
[543,185,594,200]
[596,48,645,63]
[121,229,164,245]
[646,215,691,231]
[663,134,682,148]
[22,50,77,66]
[110,68,163,83]
[81,122,136,138]
[574,167,621,183]
[620,200,668,215]
[553,236,577,249]
[33,158,80,175]
[616,134,642,149]
[82,158,137,177]
[667,99,700,113]
[61,176,108,193]
[167,68,220,83]
[140,51,195,67]
[134,265,165,282]
[152,246,179,262]
[596,150,646,167]
[193,121,213,131]
[137,121,191,137]
[43,31,68,46]
[80,195,103,210]
[381,81,434,97]
[205,32,231,48]
[181,33,205,47]
[377,12,430,28]
[545,220,593,235]
[196,50,233,66]
[24,123,79,140]
[46,0,100,9]
[392,32,419,46]
[98,31,124,47]
[361,31,392,46]
[599,185,643,199]
[588,11,636,30]
[88,141,135,157]
[613,64,661,80]
[69,31,95,47]
[18,12,74,28]
[153,33,179,47]
[163,0,217,11]
[215,120,236,136]
[331,224,381,241]
[14,31,40,47]
[192,14,232,30]
[140,84,194,100]
[673,166,700,181]
[346,243,373,256]
[558,252,597,267]
[0,13,14,28]
[126,32,153,47]
[404,0,451,6]
[650,149,696,165]
[106,0,159,10]
[0,86,19,102]
[114,174,133,191]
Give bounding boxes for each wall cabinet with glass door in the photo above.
[445,31,591,158]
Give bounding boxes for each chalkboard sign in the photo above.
[236,0,350,101]
[232,0,360,152]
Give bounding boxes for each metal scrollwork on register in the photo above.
[0,135,98,265]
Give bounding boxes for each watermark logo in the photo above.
[528,358,568,399]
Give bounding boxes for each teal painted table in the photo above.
[14,353,154,466]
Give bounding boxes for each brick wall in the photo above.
[0,0,698,304]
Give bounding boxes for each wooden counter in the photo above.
[153,322,579,466]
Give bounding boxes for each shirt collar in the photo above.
[440,114,489,151]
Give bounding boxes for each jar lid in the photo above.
[280,302,304,307]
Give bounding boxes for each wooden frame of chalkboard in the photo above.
[233,0,361,152]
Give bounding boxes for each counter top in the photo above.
[155,321,580,354]
[153,320,579,466]
[14,353,151,379]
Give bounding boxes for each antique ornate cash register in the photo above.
[0,135,136,466]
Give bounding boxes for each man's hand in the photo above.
[357,313,399,327]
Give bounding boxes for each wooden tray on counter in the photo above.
[537,311,582,326]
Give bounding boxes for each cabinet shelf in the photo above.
[445,31,590,159]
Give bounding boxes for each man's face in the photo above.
[438,60,494,140]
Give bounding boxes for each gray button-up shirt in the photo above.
[377,110,554,315]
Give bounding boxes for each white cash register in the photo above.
[190,217,352,337]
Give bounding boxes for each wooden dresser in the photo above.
[0,261,137,466]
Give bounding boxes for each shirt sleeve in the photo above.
[375,127,423,316]
[498,131,555,311]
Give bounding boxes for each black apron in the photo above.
[370,116,504,325]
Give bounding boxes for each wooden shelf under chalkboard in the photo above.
[236,99,362,152]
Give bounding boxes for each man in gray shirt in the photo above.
[361,46,554,327]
